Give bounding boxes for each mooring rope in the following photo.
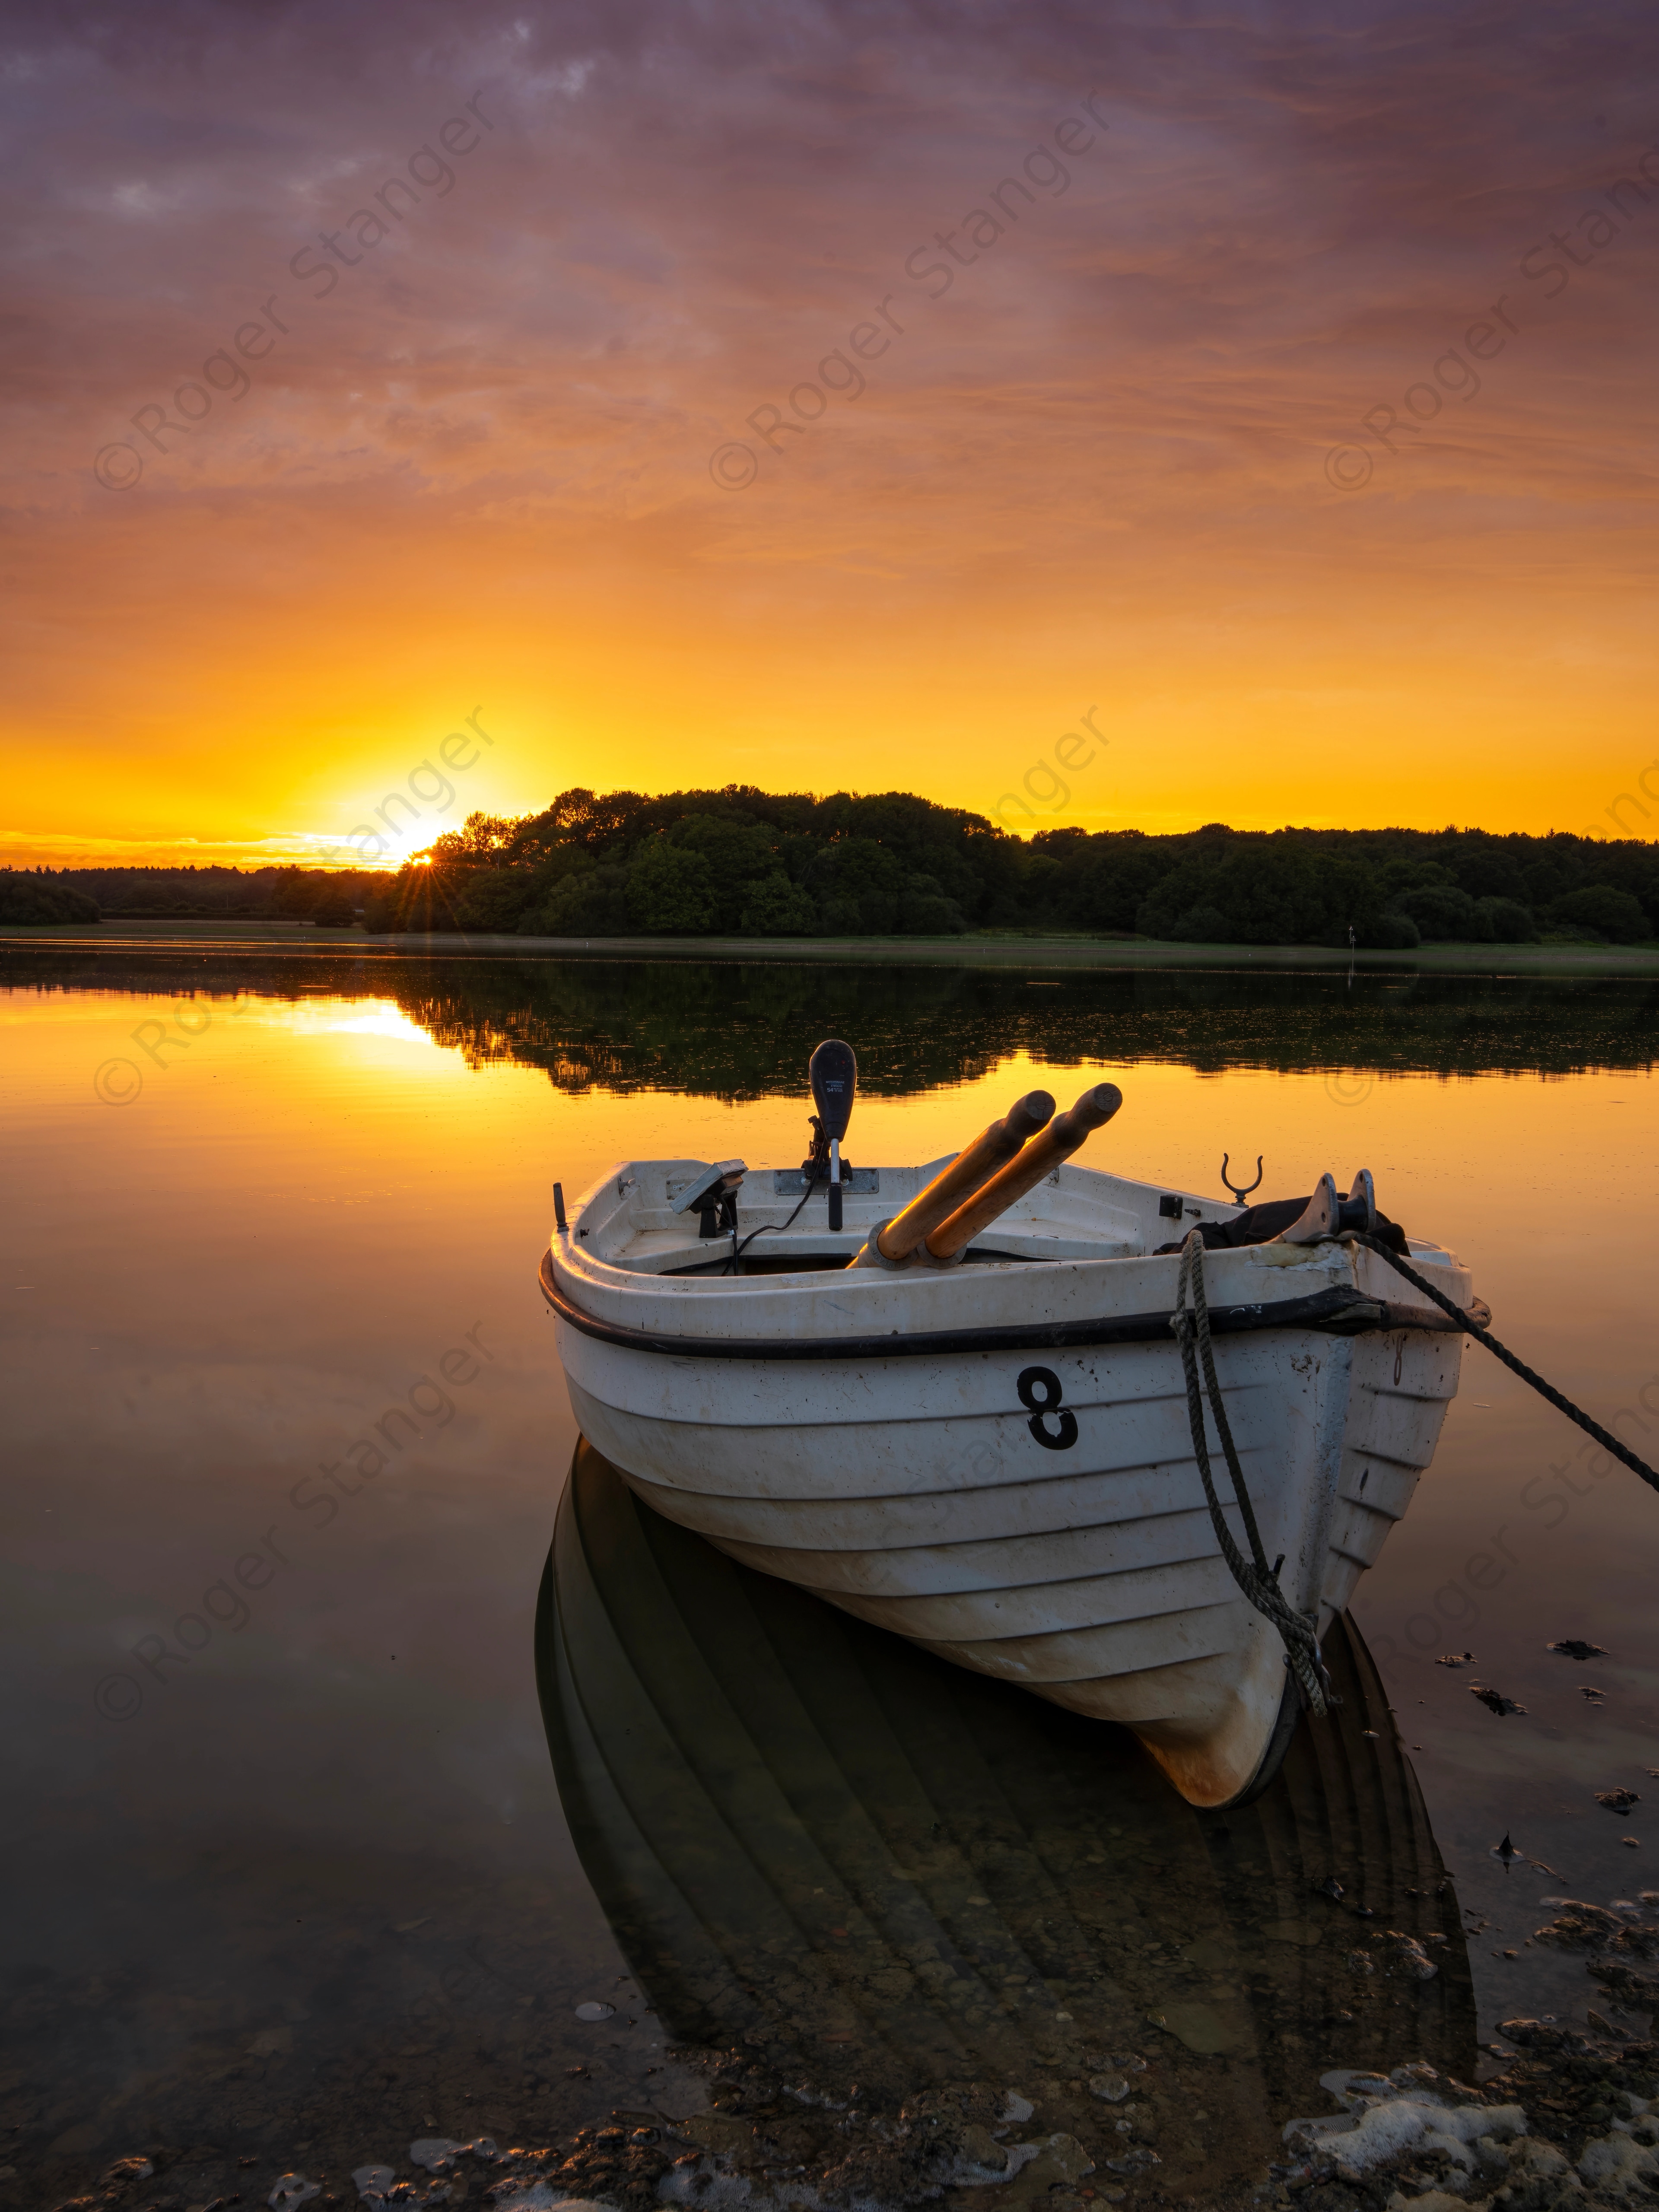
[1350,1232,1659,1494]
[1168,1221,1659,1719]
[1170,1230,1331,1716]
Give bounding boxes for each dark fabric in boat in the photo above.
[537,1440,1477,2167]
[1158,1197,1410,1255]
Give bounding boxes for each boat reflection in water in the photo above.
[538,1441,1477,2183]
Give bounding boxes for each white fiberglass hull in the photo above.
[540,1156,1471,1807]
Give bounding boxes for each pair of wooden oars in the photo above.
[849,1082,1122,1268]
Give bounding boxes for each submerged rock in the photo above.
[1485,2135,1583,2212]
[267,2178,320,2212]
[1274,2036,1659,2212]
[1596,1791,1641,1817]
[1382,1930,1440,1980]
[1145,1999,1237,2054]
[979,2132,1097,2206]
[409,2138,498,2171]
[1284,2071,1526,2181]
[1532,1903,1634,1951]
[1578,2129,1659,2199]
[1087,2073,1130,2104]
[1471,1685,1529,1716]
[952,2122,1016,2177]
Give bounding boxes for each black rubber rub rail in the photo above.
[537,1246,1460,1363]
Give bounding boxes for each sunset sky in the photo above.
[6,1,1659,869]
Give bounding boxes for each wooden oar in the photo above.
[867,1091,1056,1263]
[922,1082,1123,1260]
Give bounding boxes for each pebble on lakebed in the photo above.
[50,1907,1659,2212]
[324,2023,1659,2212]
[48,2004,1659,2212]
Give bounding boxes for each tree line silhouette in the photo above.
[5,784,1657,944]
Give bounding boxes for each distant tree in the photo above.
[626,836,716,933]
[897,874,968,934]
[1475,896,1538,943]
[424,810,517,863]
[1062,837,1167,932]
[310,884,356,928]
[1391,884,1483,940]
[666,813,788,931]
[1546,885,1651,942]
[273,867,318,918]
[1138,836,1391,947]
[803,837,908,934]
[737,872,818,934]
[0,873,99,925]
[1167,904,1231,943]
[449,871,534,931]
[526,863,630,935]
[513,847,600,934]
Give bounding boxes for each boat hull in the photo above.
[552,1301,1462,1807]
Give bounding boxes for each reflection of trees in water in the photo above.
[7,949,1659,1097]
[395,962,1019,1099]
[388,960,1659,1100]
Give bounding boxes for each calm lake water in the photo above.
[5,948,1657,2208]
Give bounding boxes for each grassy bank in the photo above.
[5,916,1659,976]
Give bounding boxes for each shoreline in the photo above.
[4,918,1659,977]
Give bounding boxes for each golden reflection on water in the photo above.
[5,958,1657,2161]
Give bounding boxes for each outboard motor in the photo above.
[809,1039,857,1231]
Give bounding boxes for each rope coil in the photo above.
[1170,1230,1331,1716]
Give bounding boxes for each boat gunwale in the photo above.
[537,1246,1468,1360]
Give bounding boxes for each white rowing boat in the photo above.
[537,1061,1477,1809]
